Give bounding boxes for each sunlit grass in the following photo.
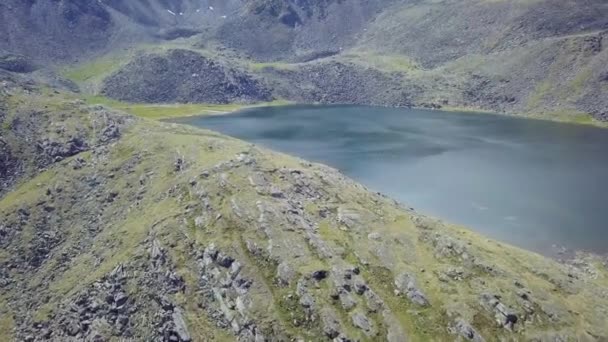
[249,61,297,72]
[83,95,292,120]
[61,52,130,83]
[342,52,421,73]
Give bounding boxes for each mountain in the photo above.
[2,1,608,341]
[1,0,606,120]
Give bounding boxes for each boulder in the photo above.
[450,319,485,342]
[276,262,296,286]
[394,273,430,306]
[351,312,374,335]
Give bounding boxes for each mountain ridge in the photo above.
[3,0,605,121]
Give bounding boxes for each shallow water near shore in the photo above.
[173,105,608,255]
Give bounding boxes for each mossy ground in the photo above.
[80,95,291,120]
[341,51,421,74]
[440,104,608,128]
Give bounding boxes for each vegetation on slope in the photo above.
[1,70,608,342]
[80,95,289,120]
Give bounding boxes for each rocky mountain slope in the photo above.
[102,49,272,104]
[4,0,600,121]
[2,0,606,120]
[2,67,608,342]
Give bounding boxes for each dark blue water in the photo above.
[173,105,608,255]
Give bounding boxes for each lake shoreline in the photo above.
[177,104,608,255]
[178,100,608,129]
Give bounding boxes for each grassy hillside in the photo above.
[80,95,289,120]
[1,65,608,342]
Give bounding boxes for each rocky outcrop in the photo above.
[394,273,430,306]
[265,61,416,107]
[0,53,36,73]
[449,319,486,342]
[0,74,131,196]
[102,49,273,104]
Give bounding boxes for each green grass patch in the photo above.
[539,110,608,126]
[0,309,14,341]
[83,95,291,120]
[249,61,297,72]
[567,67,593,98]
[342,52,420,73]
[61,54,127,83]
[526,81,552,109]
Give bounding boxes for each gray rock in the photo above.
[151,239,164,260]
[296,277,309,297]
[394,273,430,306]
[312,270,328,281]
[235,296,249,316]
[540,301,568,323]
[0,54,36,73]
[299,293,315,309]
[364,290,384,312]
[351,312,373,335]
[450,319,485,342]
[367,232,382,240]
[204,244,219,260]
[100,124,120,143]
[172,308,192,342]
[277,262,296,286]
[248,172,269,189]
[353,278,368,295]
[480,293,518,328]
[230,261,242,278]
[194,215,206,228]
[442,266,467,281]
[114,292,128,306]
[66,319,80,336]
[407,289,430,307]
[339,291,358,310]
[269,185,284,198]
[320,308,342,339]
[217,253,235,268]
[337,207,361,228]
